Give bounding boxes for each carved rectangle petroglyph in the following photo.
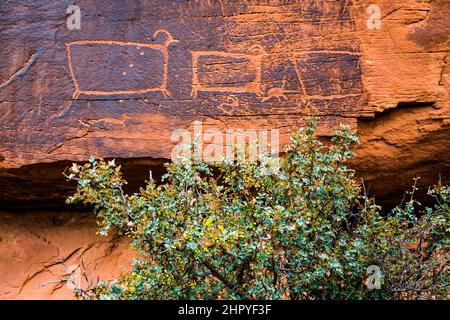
[67,30,177,99]
[190,46,266,98]
[290,50,362,98]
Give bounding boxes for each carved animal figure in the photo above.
[262,79,288,102]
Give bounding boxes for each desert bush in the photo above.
[66,118,449,299]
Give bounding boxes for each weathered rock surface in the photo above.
[0,211,132,299]
[0,0,449,299]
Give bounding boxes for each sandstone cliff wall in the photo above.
[0,0,448,299]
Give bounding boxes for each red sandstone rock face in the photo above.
[0,211,132,299]
[352,0,450,203]
[0,0,448,299]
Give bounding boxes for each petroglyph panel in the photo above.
[0,0,372,172]
[0,0,399,176]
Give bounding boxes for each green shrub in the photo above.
[66,118,449,300]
